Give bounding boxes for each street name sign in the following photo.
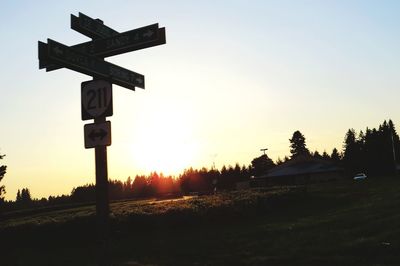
[82,80,113,120]
[84,121,111,148]
[71,12,119,40]
[70,23,164,58]
[40,13,166,72]
[43,12,119,72]
[39,39,144,90]
[42,27,166,72]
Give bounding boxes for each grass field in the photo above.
[1,176,399,265]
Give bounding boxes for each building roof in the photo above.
[260,154,343,178]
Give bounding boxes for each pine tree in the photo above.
[21,188,32,203]
[322,150,330,160]
[331,148,341,162]
[289,131,310,158]
[343,129,362,174]
[16,189,21,202]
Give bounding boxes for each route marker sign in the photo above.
[82,80,113,120]
[84,121,111,148]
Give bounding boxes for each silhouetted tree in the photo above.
[180,167,208,193]
[16,189,21,202]
[15,188,32,207]
[312,151,322,159]
[48,194,70,205]
[331,148,341,162]
[132,175,148,197]
[109,180,124,200]
[289,130,310,158]
[21,188,32,203]
[123,176,133,198]
[322,150,330,160]
[341,120,400,176]
[251,154,275,176]
[240,165,251,180]
[0,153,6,201]
[71,184,95,202]
[343,129,363,175]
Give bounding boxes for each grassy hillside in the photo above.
[1,176,399,265]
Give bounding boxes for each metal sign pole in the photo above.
[94,115,110,265]
[38,13,166,266]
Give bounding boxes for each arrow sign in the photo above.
[84,121,111,148]
[89,128,108,141]
[40,39,145,90]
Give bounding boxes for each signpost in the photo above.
[38,13,166,266]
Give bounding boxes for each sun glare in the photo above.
[131,108,199,176]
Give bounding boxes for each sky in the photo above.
[1,0,400,200]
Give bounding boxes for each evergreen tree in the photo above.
[16,188,32,206]
[289,130,310,158]
[21,188,32,203]
[322,150,330,160]
[132,175,148,197]
[343,129,362,174]
[312,151,322,159]
[16,189,21,202]
[331,148,341,162]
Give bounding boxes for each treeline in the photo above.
[0,165,253,211]
[2,119,399,212]
[343,120,400,176]
[67,165,253,202]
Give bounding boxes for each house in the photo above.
[253,155,345,186]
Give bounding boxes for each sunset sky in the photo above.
[1,1,400,200]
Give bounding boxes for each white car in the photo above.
[353,173,367,180]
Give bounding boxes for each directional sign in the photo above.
[82,80,113,120]
[71,23,163,58]
[43,13,119,72]
[84,121,111,148]
[41,23,166,72]
[71,12,119,40]
[39,39,145,90]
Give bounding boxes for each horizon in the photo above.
[1,1,400,200]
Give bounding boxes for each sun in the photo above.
[131,109,199,176]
